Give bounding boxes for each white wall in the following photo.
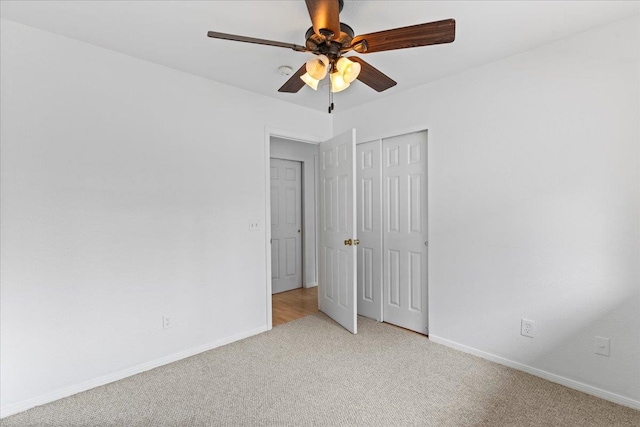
[0,19,332,415]
[335,16,640,406]
[2,11,638,415]
[270,137,318,288]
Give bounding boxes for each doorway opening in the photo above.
[268,135,320,327]
[270,158,303,294]
[264,128,429,336]
[272,287,318,327]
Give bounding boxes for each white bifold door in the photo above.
[356,142,383,321]
[383,132,428,334]
[356,131,428,335]
[270,158,302,294]
[318,129,358,334]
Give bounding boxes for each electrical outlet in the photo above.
[595,336,610,356]
[163,316,172,330]
[249,219,260,231]
[521,319,535,338]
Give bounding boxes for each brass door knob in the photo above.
[344,239,353,246]
[354,239,360,245]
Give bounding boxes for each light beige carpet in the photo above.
[3,313,639,426]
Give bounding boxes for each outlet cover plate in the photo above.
[595,336,610,356]
[521,318,535,338]
[249,219,260,231]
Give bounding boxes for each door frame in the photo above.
[264,127,321,331]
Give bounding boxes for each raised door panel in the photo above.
[386,175,400,233]
[285,187,297,225]
[361,248,374,302]
[285,238,297,277]
[323,177,334,232]
[270,187,280,227]
[387,249,401,307]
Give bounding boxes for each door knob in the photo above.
[344,239,353,246]
[354,239,360,245]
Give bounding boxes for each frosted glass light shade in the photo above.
[305,54,329,80]
[330,72,350,93]
[336,57,361,84]
[300,72,319,90]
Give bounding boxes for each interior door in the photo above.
[270,158,303,294]
[356,140,383,321]
[382,131,429,335]
[318,129,358,334]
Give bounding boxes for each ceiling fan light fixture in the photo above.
[208,5,455,106]
[336,57,361,84]
[301,72,320,90]
[305,54,329,80]
[330,71,350,93]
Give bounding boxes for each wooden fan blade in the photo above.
[348,57,397,92]
[305,0,341,40]
[207,31,308,52]
[278,63,308,93]
[351,19,455,54]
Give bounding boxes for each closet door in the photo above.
[382,131,428,335]
[356,140,382,321]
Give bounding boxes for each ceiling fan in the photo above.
[207,0,455,110]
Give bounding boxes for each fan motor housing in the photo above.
[305,23,354,59]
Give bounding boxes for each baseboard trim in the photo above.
[304,282,318,288]
[0,325,268,418]
[429,335,640,411]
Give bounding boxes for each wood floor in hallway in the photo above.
[272,286,318,326]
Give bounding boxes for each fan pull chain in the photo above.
[328,85,334,114]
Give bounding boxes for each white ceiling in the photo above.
[1,1,638,113]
